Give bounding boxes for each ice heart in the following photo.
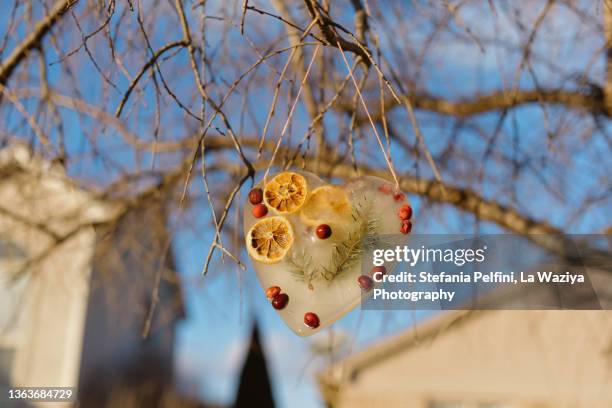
[244,171,411,336]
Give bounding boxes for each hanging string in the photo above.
[336,40,400,189]
[263,44,322,181]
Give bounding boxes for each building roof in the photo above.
[318,309,473,393]
[0,143,118,231]
[0,142,186,329]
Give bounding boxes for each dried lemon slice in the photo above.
[246,216,294,264]
[300,185,351,227]
[263,172,308,214]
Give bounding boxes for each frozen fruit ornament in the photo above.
[244,171,412,336]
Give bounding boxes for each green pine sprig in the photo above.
[285,200,381,288]
[287,249,317,290]
[321,201,379,282]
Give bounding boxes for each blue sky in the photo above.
[1,1,610,407]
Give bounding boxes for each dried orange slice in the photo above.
[246,216,294,264]
[300,185,351,227]
[263,172,308,214]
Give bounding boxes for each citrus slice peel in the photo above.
[263,172,308,214]
[246,216,294,264]
[300,185,351,228]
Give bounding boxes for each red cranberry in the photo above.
[371,265,386,277]
[400,220,412,234]
[357,275,373,290]
[249,188,263,205]
[393,192,406,202]
[266,286,281,299]
[272,293,289,310]
[304,312,320,328]
[316,224,332,239]
[398,204,412,220]
[378,184,392,194]
[252,203,268,218]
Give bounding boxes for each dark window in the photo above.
[0,236,26,259]
[0,236,29,332]
[0,347,14,385]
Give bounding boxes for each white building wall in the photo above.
[322,310,612,408]
[0,145,114,406]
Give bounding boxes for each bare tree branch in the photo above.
[343,88,607,123]
[0,0,77,86]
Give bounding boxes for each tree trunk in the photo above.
[603,0,612,113]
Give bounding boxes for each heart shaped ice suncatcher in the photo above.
[244,171,412,336]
